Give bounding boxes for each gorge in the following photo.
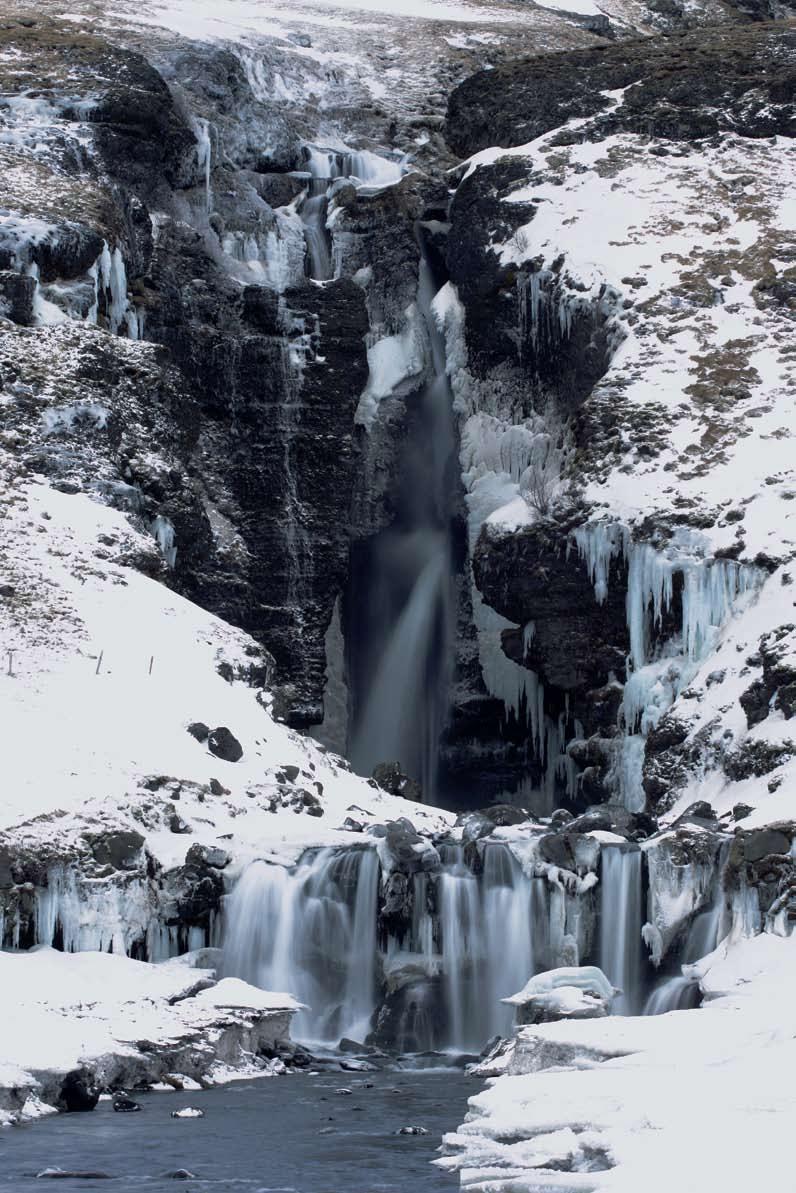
[1,0,796,1190]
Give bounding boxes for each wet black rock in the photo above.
[0,270,36,326]
[379,820,440,876]
[368,976,448,1054]
[372,762,423,802]
[724,740,795,781]
[184,843,230,869]
[59,1068,100,1113]
[87,830,145,871]
[207,727,243,763]
[673,801,717,827]
[168,812,193,835]
[742,827,792,864]
[112,1092,142,1112]
[740,624,796,727]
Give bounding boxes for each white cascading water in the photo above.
[224,841,541,1052]
[349,241,456,800]
[223,848,381,1044]
[599,845,644,1015]
[300,146,406,281]
[643,874,726,1014]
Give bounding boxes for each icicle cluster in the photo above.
[574,522,763,810]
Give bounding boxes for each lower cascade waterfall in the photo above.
[220,834,733,1053]
[599,846,644,1016]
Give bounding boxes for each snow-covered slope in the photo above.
[0,390,451,866]
[0,946,302,1125]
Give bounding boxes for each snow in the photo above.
[504,966,614,1005]
[0,468,453,873]
[193,977,303,1012]
[0,946,298,1123]
[534,0,603,13]
[440,932,796,1192]
[356,305,426,428]
[122,0,552,38]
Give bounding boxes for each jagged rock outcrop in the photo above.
[445,21,796,158]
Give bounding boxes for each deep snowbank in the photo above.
[0,947,301,1125]
[439,932,796,1192]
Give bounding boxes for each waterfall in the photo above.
[223,848,380,1044]
[643,878,725,1015]
[224,841,541,1054]
[481,843,535,1038]
[439,851,482,1050]
[643,975,701,1015]
[299,145,406,282]
[599,845,644,1015]
[349,242,457,800]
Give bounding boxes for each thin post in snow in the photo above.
[95,650,104,676]
[7,650,14,677]
[148,655,154,675]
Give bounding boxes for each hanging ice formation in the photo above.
[574,523,762,810]
[193,116,213,212]
[0,865,216,960]
[86,241,139,337]
[151,515,177,569]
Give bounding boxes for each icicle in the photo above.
[194,117,213,211]
[26,263,66,326]
[573,522,626,605]
[151,515,177,569]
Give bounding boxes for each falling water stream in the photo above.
[348,237,457,801]
[222,836,699,1056]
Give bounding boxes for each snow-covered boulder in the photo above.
[502,965,615,1024]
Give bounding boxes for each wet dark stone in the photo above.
[88,831,145,871]
[59,1068,100,1113]
[743,828,792,864]
[372,762,423,802]
[445,22,796,158]
[0,270,36,326]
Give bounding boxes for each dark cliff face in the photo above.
[445,20,796,158]
[0,15,373,726]
[439,16,796,812]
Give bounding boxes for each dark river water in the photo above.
[0,1069,473,1192]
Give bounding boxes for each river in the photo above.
[1,1068,472,1192]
